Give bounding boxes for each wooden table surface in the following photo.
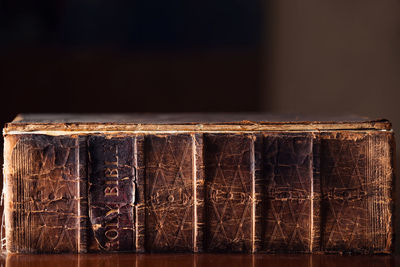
[1,254,399,267]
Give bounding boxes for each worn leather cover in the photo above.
[144,134,197,252]
[204,134,256,252]
[3,114,394,254]
[87,136,136,252]
[261,133,314,252]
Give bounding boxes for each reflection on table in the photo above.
[1,253,398,267]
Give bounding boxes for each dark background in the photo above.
[0,0,264,114]
[0,0,400,253]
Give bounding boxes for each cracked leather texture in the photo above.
[262,134,313,252]
[204,134,254,252]
[319,132,393,253]
[3,131,394,254]
[4,135,82,253]
[87,136,135,252]
[144,134,195,252]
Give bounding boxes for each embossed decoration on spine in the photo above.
[320,133,369,253]
[6,135,81,253]
[88,136,135,251]
[204,134,254,252]
[145,134,196,252]
[262,134,313,252]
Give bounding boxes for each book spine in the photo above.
[3,131,394,253]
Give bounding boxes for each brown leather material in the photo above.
[3,117,395,254]
[78,136,88,253]
[134,135,146,252]
[261,133,313,252]
[204,134,254,252]
[312,136,322,253]
[319,132,393,253]
[87,136,135,252]
[144,134,196,252]
[4,135,83,253]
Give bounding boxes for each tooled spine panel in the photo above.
[204,134,254,252]
[144,134,196,252]
[87,136,135,252]
[261,133,313,252]
[318,131,395,253]
[5,134,81,253]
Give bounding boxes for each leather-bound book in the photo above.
[2,114,394,254]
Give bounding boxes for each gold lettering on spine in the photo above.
[105,229,119,241]
[105,206,119,217]
[104,156,119,197]
[104,147,120,249]
[104,186,119,196]
[105,168,118,177]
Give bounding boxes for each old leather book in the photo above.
[2,114,394,254]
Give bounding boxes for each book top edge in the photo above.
[3,113,391,133]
